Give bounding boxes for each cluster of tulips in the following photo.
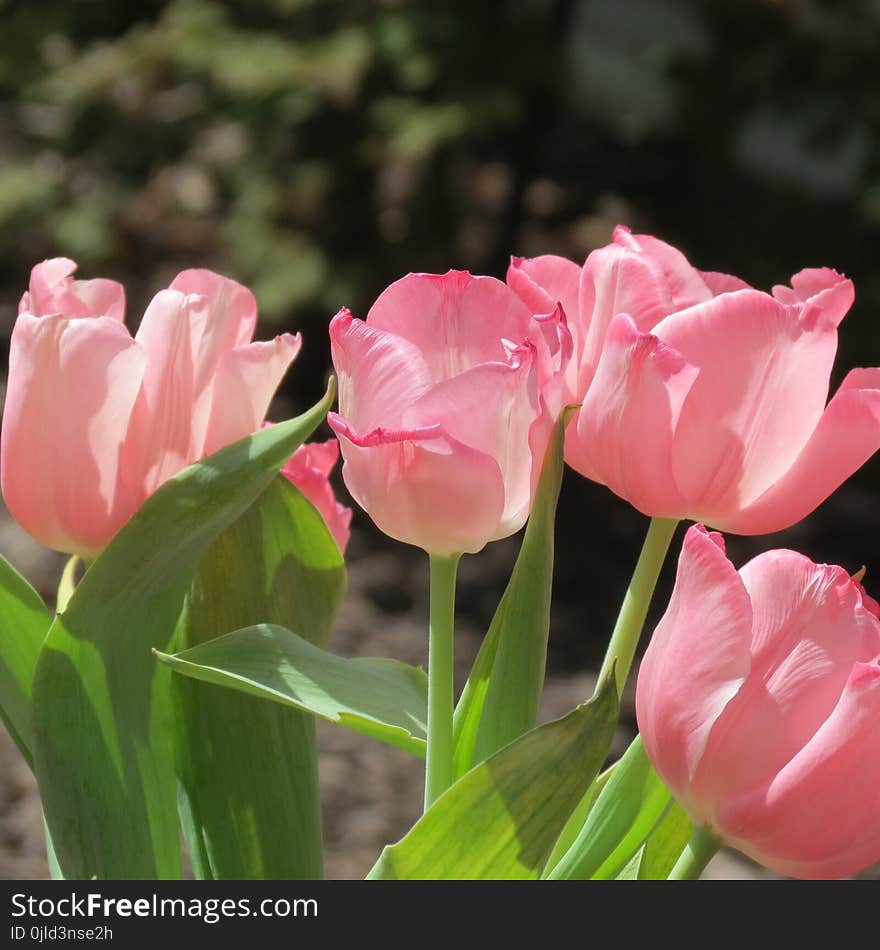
[1,227,879,881]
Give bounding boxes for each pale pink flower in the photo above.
[327,270,570,555]
[2,260,300,556]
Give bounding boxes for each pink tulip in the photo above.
[2,259,300,557]
[508,226,880,534]
[278,438,352,554]
[636,524,880,879]
[327,270,570,555]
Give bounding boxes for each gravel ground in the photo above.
[0,507,774,882]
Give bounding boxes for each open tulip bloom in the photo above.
[1,232,880,882]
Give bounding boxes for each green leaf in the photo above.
[638,800,693,880]
[30,381,335,880]
[158,623,427,757]
[171,476,347,879]
[542,763,615,875]
[545,735,671,880]
[367,675,618,880]
[452,411,567,777]
[0,554,51,766]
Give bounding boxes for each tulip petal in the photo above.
[170,268,258,355]
[366,271,535,383]
[612,226,714,311]
[404,350,540,537]
[636,526,752,816]
[656,290,839,519]
[125,290,203,494]
[1,313,145,556]
[330,307,434,432]
[568,314,698,516]
[507,256,581,399]
[693,552,880,806]
[772,268,854,327]
[715,660,880,879]
[723,367,880,534]
[202,333,301,457]
[577,244,673,396]
[329,415,506,556]
[280,440,352,554]
[506,255,581,320]
[21,258,126,321]
[698,271,752,295]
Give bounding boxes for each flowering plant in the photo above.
[1,232,878,881]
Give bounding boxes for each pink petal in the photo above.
[328,415,506,556]
[280,439,352,554]
[698,270,753,295]
[365,271,535,383]
[202,333,301,457]
[567,314,698,517]
[576,243,673,397]
[723,367,880,534]
[169,268,258,357]
[715,660,880,879]
[655,289,839,520]
[612,225,714,311]
[693,552,880,807]
[404,348,541,537]
[125,290,204,495]
[1,313,144,556]
[507,255,581,399]
[772,268,854,327]
[636,525,752,818]
[330,307,434,433]
[20,258,125,321]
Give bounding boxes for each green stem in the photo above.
[668,826,720,880]
[425,554,460,810]
[598,517,679,694]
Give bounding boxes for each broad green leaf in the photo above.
[452,412,567,777]
[171,476,346,879]
[158,623,427,757]
[31,382,334,880]
[638,800,693,880]
[545,735,670,880]
[367,676,618,880]
[0,553,51,766]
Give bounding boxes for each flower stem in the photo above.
[668,826,721,880]
[425,553,460,811]
[598,517,679,695]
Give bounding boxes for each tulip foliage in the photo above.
[1,231,880,881]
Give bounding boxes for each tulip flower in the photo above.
[2,259,300,558]
[511,228,880,698]
[509,226,879,535]
[327,270,570,558]
[637,524,880,879]
[278,438,352,555]
[328,269,570,810]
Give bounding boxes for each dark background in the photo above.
[1,0,879,878]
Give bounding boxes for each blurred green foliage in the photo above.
[2,0,879,396]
